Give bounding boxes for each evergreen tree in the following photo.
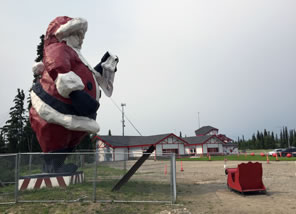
[2,89,26,153]
[289,129,294,148]
[293,130,296,147]
[0,129,6,153]
[108,129,112,136]
[264,129,268,137]
[280,131,285,148]
[271,132,276,149]
[75,134,95,151]
[284,127,289,147]
[35,34,44,63]
[18,93,41,152]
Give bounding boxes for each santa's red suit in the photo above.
[30,16,118,154]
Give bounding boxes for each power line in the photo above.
[110,98,142,136]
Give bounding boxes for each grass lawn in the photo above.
[0,162,172,213]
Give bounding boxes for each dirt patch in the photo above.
[175,160,296,214]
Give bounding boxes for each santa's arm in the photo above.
[45,45,99,116]
[94,52,119,97]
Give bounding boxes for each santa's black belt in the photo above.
[32,82,97,120]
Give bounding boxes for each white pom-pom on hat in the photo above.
[32,62,44,76]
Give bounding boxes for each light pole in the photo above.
[121,103,126,136]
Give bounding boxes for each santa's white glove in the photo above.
[94,52,118,97]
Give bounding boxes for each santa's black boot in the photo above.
[43,154,55,173]
[43,148,78,174]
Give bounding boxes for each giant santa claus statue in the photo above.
[30,16,118,173]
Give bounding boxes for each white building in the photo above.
[95,126,238,161]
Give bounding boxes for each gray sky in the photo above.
[0,0,296,140]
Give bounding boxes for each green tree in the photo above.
[2,89,26,153]
[35,34,44,63]
[75,134,95,151]
[15,92,41,152]
[293,130,296,147]
[0,129,6,152]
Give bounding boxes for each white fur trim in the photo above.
[55,71,85,98]
[31,91,100,133]
[32,62,44,75]
[69,47,102,101]
[55,18,87,41]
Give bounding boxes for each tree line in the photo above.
[0,89,94,153]
[237,127,296,150]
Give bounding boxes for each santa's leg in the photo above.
[30,107,86,173]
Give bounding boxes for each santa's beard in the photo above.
[63,35,83,50]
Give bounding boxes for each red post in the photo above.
[224,158,227,169]
[266,154,270,164]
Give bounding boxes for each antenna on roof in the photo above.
[198,112,201,128]
[121,103,126,136]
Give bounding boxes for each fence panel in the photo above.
[0,154,17,204]
[17,153,96,203]
[95,153,174,203]
[0,152,176,204]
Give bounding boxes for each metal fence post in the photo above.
[14,153,19,203]
[93,142,99,202]
[170,153,177,203]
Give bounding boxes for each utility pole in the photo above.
[121,103,126,136]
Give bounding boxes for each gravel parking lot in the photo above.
[174,160,296,214]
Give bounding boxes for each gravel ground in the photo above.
[173,160,296,214]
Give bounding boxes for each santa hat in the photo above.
[45,16,88,44]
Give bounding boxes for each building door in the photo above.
[207,148,218,153]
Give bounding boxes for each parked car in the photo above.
[268,149,283,156]
[281,148,296,157]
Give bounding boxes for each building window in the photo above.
[190,148,196,154]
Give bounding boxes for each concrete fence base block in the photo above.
[18,171,84,190]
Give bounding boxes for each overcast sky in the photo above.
[0,0,295,140]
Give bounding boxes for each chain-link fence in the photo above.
[0,152,176,204]
[0,154,17,204]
